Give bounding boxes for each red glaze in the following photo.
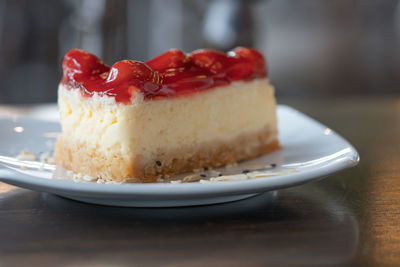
[61,47,267,103]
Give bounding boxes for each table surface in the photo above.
[0,97,399,266]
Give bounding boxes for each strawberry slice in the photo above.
[146,49,187,72]
[225,59,254,81]
[62,49,109,77]
[231,47,267,77]
[105,60,160,102]
[188,50,229,75]
[106,60,157,85]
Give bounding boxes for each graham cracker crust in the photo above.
[55,128,280,183]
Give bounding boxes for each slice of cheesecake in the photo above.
[55,47,279,183]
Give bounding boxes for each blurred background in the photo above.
[0,0,399,103]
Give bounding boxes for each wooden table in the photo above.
[0,97,399,266]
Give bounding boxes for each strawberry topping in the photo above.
[61,47,267,103]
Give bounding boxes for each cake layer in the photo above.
[56,78,279,182]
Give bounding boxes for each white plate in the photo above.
[0,105,359,207]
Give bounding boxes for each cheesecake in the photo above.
[55,47,279,183]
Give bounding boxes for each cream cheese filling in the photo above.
[58,78,278,157]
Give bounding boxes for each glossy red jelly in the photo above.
[61,47,267,103]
